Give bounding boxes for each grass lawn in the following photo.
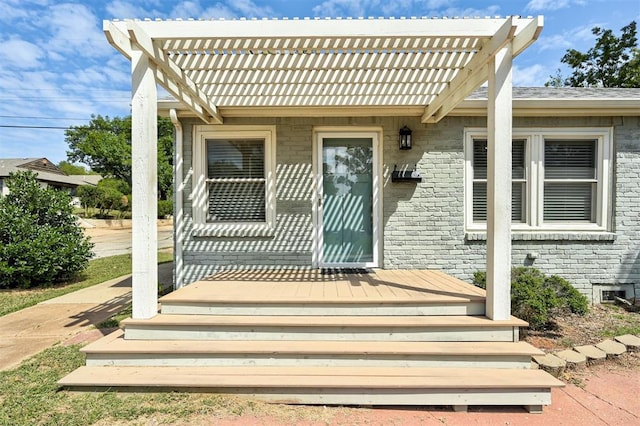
[0,344,334,426]
[0,251,173,318]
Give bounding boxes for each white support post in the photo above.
[131,47,158,319]
[486,44,513,320]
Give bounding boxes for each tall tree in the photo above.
[546,21,639,87]
[65,115,174,199]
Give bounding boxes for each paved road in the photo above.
[83,225,173,258]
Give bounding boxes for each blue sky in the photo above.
[1,0,638,165]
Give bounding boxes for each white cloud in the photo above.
[0,38,43,69]
[229,0,275,17]
[437,5,501,17]
[170,1,204,18]
[525,0,586,12]
[106,1,150,19]
[165,0,274,19]
[0,1,30,22]
[513,63,548,86]
[312,0,372,17]
[536,33,574,52]
[40,3,111,59]
[536,23,599,52]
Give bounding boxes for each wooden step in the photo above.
[159,269,487,316]
[160,300,485,316]
[59,365,563,410]
[84,330,541,368]
[121,314,526,342]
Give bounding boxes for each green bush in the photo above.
[472,267,589,330]
[157,199,173,219]
[0,171,94,288]
[545,274,589,315]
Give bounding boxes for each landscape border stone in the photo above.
[532,334,639,373]
[596,339,627,357]
[532,353,566,376]
[554,349,587,369]
[614,334,640,351]
[573,345,607,364]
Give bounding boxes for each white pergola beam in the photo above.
[130,46,159,319]
[512,16,544,56]
[421,17,516,123]
[153,66,221,124]
[137,18,514,40]
[485,44,513,321]
[104,21,132,59]
[126,21,223,125]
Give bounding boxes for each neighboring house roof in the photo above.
[0,158,100,187]
[71,174,102,186]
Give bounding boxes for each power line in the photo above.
[0,125,69,130]
[0,115,90,121]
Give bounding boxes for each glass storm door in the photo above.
[320,137,375,266]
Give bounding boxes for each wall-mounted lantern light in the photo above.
[399,126,412,150]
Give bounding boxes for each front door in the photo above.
[316,131,380,267]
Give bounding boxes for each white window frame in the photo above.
[464,127,613,233]
[192,125,276,236]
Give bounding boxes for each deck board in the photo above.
[60,366,564,389]
[160,269,486,305]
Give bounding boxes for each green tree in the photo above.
[0,171,93,288]
[95,178,130,217]
[65,115,174,199]
[546,21,639,87]
[57,160,90,175]
[76,185,99,216]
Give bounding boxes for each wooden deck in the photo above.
[59,268,564,412]
[161,269,486,304]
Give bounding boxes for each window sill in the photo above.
[192,224,275,238]
[465,231,616,242]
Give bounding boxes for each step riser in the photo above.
[224,388,552,407]
[124,326,518,342]
[160,303,486,316]
[85,354,533,369]
[60,384,551,407]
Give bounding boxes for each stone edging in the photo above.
[532,334,640,376]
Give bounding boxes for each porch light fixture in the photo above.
[399,126,412,150]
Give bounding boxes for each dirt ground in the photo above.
[524,302,640,351]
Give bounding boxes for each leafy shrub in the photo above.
[545,274,589,315]
[472,267,589,330]
[157,199,173,219]
[0,171,94,288]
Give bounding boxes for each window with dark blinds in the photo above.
[206,139,266,222]
[543,139,597,222]
[472,139,526,222]
[466,128,610,232]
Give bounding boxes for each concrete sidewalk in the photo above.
[0,262,173,371]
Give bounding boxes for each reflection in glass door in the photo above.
[321,138,374,265]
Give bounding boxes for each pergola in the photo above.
[104,16,543,321]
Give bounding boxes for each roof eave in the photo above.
[158,97,640,118]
